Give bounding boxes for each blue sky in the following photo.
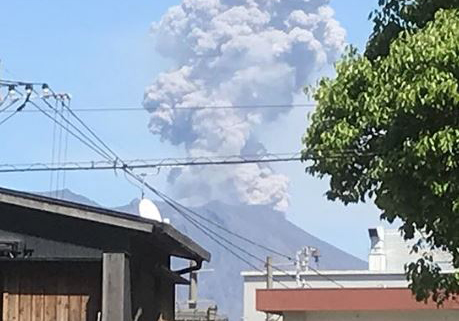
[0,0,388,260]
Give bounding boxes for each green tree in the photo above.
[302,6,459,302]
[366,0,459,60]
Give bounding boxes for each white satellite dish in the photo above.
[139,198,162,222]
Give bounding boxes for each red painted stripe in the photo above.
[256,288,459,313]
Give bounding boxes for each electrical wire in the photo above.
[33,90,280,279]
[0,79,47,86]
[49,99,289,280]
[0,93,30,127]
[54,103,298,287]
[0,108,20,127]
[57,107,344,288]
[135,177,295,288]
[162,195,271,273]
[307,266,344,288]
[61,101,71,196]
[33,97,113,161]
[39,98,300,287]
[0,103,317,113]
[182,206,295,261]
[28,101,112,161]
[148,187,315,287]
[55,101,64,198]
[0,149,377,174]
[39,94,113,160]
[58,98,120,161]
[126,174,300,286]
[0,156,303,173]
[3,79,345,289]
[176,190,341,287]
[0,92,10,109]
[49,100,58,193]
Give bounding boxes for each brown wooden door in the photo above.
[1,262,100,321]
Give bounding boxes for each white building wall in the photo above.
[285,311,459,321]
[242,271,409,321]
[242,228,454,321]
[384,229,452,271]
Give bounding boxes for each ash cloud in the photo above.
[144,0,345,211]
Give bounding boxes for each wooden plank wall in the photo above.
[1,262,100,321]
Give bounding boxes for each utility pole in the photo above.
[266,256,273,321]
[266,256,273,289]
[296,246,321,288]
[189,261,198,309]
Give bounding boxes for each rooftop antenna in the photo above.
[138,173,162,222]
[296,246,319,288]
[140,173,146,199]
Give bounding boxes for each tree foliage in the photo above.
[303,8,459,303]
[366,0,459,60]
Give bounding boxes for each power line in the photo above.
[61,101,299,288]
[163,195,271,271]
[0,93,11,109]
[49,100,59,193]
[2,78,344,288]
[37,93,278,278]
[0,154,304,174]
[90,108,338,288]
[55,101,65,198]
[202,208,295,261]
[61,101,71,197]
[28,101,113,161]
[53,98,300,287]
[0,79,47,87]
[0,148,377,174]
[0,103,316,113]
[36,93,115,161]
[159,191,337,287]
[307,266,344,288]
[0,107,21,127]
[174,206,292,289]
[139,179,297,288]
[0,93,31,127]
[48,91,121,161]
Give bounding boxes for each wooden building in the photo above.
[0,187,210,321]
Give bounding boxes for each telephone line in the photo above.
[139,178,297,288]
[37,93,114,160]
[0,149,378,174]
[29,101,113,161]
[3,78,344,288]
[0,103,316,113]
[0,155,303,174]
[41,94,290,284]
[57,98,301,287]
[0,94,30,127]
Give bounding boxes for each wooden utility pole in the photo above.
[102,252,132,321]
[266,256,273,321]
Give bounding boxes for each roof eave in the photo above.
[0,187,210,262]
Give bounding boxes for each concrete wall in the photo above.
[383,229,452,271]
[244,228,456,321]
[242,271,408,321]
[285,311,459,321]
